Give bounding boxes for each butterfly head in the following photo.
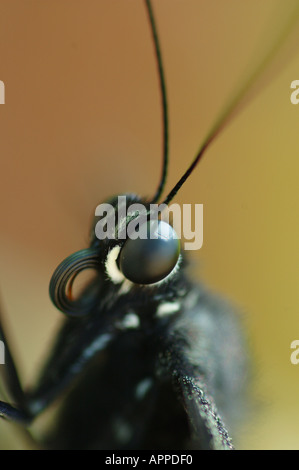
[49,193,184,318]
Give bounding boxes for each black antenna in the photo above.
[145,0,169,204]
[161,2,299,206]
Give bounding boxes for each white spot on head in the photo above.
[119,279,133,294]
[105,246,124,283]
[118,312,140,329]
[156,302,180,317]
[135,378,153,400]
[105,246,133,294]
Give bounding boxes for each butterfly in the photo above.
[0,0,298,450]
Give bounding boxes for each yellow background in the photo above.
[0,0,299,449]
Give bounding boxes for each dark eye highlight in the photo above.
[118,220,180,285]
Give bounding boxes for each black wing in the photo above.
[174,375,234,450]
[157,286,248,450]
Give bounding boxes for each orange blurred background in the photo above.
[1,0,299,449]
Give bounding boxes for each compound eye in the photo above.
[119,220,180,285]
